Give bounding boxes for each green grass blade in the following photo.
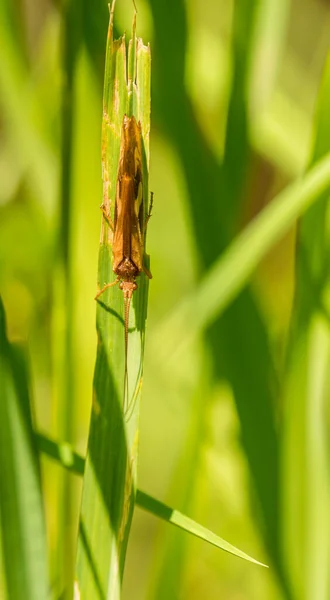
[146,367,209,600]
[36,433,266,567]
[136,490,267,568]
[76,5,151,598]
[0,0,56,210]
[55,0,83,590]
[250,0,290,112]
[154,151,330,359]
[149,0,280,573]
[36,433,85,476]
[0,298,49,600]
[281,51,330,600]
[218,0,283,573]
[222,0,259,231]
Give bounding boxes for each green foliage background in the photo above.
[0,0,330,598]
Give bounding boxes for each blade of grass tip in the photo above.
[76,4,151,598]
[0,298,49,600]
[136,490,268,568]
[147,366,209,600]
[36,433,266,568]
[281,51,330,600]
[127,8,136,116]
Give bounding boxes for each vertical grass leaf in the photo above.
[76,4,151,598]
[281,51,330,600]
[0,298,49,600]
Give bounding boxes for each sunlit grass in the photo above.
[0,0,330,599]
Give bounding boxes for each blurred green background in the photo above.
[1,0,330,598]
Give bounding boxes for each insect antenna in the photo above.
[120,280,137,418]
[123,290,131,415]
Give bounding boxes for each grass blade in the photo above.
[153,151,330,359]
[76,4,151,598]
[136,490,267,568]
[281,51,330,600]
[222,0,259,231]
[149,0,280,573]
[36,433,85,476]
[0,298,49,600]
[55,0,83,590]
[36,433,266,567]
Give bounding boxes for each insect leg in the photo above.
[143,264,152,279]
[144,191,154,231]
[140,192,153,278]
[138,190,153,248]
[100,202,114,230]
[101,108,115,230]
[95,277,120,300]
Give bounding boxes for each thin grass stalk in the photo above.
[281,51,330,600]
[52,0,82,594]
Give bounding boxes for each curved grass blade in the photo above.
[36,433,266,567]
[153,151,330,360]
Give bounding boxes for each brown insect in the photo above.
[95,114,152,413]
